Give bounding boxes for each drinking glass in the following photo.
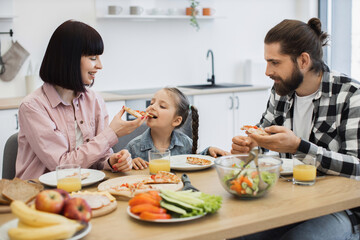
[148,148,170,175]
[293,154,316,186]
[56,164,82,192]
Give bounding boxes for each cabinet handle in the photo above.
[229,96,233,110]
[15,113,19,130]
[235,96,239,109]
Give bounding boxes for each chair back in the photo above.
[2,132,18,179]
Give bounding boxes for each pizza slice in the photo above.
[66,172,90,180]
[110,182,155,196]
[142,171,181,184]
[186,156,212,166]
[241,125,270,136]
[123,106,156,119]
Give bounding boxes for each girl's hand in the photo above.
[231,136,258,154]
[109,107,147,138]
[132,157,149,170]
[208,147,230,158]
[109,149,132,172]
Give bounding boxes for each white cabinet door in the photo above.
[105,100,126,121]
[193,93,234,152]
[234,90,270,136]
[0,109,19,178]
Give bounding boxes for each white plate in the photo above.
[127,206,205,223]
[170,154,215,171]
[39,169,105,187]
[0,219,91,240]
[281,158,304,175]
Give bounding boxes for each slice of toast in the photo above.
[2,178,44,204]
[0,179,11,205]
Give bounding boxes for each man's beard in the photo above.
[272,64,303,96]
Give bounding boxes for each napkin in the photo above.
[0,41,30,82]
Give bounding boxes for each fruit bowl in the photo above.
[214,154,282,199]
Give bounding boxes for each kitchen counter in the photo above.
[0,85,270,110]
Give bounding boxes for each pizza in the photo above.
[110,182,155,196]
[66,172,90,180]
[142,171,181,184]
[186,156,212,166]
[241,125,270,136]
[123,106,155,118]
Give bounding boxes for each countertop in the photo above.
[0,85,270,110]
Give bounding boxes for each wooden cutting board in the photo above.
[98,175,183,200]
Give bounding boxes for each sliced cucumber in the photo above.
[160,201,187,215]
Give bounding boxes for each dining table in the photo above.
[1,167,360,240]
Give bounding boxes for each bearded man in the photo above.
[231,18,360,239]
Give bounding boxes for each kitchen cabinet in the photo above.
[193,89,269,152]
[0,108,19,178]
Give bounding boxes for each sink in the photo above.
[178,83,252,89]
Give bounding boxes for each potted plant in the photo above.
[188,0,200,31]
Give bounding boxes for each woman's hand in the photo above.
[208,147,230,158]
[109,107,146,138]
[231,136,258,154]
[109,149,132,172]
[132,157,149,170]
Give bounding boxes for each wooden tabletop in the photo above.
[1,168,360,240]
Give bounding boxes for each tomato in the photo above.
[139,212,171,220]
[130,204,166,214]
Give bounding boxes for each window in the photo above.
[319,0,358,79]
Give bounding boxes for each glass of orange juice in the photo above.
[293,154,316,186]
[148,148,170,175]
[56,164,82,192]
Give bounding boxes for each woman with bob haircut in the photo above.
[15,20,146,179]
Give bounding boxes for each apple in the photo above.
[35,190,64,214]
[63,197,92,222]
[54,189,70,201]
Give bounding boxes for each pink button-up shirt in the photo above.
[16,83,118,179]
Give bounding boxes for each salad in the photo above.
[223,168,277,197]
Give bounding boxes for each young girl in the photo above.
[126,87,228,170]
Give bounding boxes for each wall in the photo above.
[0,0,318,98]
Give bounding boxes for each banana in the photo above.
[8,222,82,240]
[10,200,74,227]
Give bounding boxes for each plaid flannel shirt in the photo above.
[258,66,360,233]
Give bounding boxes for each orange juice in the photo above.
[149,159,170,174]
[293,165,316,181]
[57,177,81,192]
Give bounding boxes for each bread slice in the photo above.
[2,178,44,203]
[0,179,11,205]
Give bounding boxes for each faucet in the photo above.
[206,49,215,85]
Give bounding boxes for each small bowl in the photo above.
[214,154,282,199]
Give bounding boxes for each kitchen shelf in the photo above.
[0,15,15,20]
[97,15,222,20]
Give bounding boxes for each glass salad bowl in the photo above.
[214,154,282,199]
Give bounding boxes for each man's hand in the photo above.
[109,149,133,172]
[133,157,149,170]
[248,126,301,154]
[231,136,258,154]
[208,147,230,158]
